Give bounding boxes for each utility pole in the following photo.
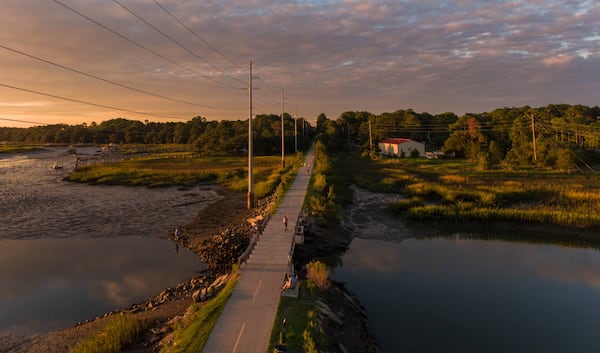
[369,120,373,159]
[294,110,298,152]
[281,88,285,169]
[531,112,537,162]
[247,61,254,209]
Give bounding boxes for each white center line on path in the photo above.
[253,279,262,301]
[232,323,246,353]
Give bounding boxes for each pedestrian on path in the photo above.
[282,215,288,232]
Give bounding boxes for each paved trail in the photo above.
[202,148,314,353]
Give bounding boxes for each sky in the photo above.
[0,0,599,128]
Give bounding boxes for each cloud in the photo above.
[543,54,576,66]
[0,0,599,126]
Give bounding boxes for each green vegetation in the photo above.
[269,263,330,353]
[309,109,600,230]
[0,115,313,156]
[66,155,283,197]
[118,143,193,155]
[319,105,600,172]
[0,144,43,153]
[69,313,149,353]
[269,295,319,353]
[335,155,600,229]
[304,140,346,225]
[160,275,239,353]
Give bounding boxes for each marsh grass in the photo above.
[118,144,192,155]
[69,313,149,353]
[0,145,43,153]
[67,155,282,195]
[339,153,600,229]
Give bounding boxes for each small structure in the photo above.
[378,138,425,158]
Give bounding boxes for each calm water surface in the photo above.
[0,148,211,334]
[0,237,202,334]
[332,235,600,353]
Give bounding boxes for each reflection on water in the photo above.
[0,237,203,334]
[332,236,600,353]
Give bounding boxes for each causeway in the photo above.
[202,148,314,353]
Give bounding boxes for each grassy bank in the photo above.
[160,275,239,353]
[66,154,286,198]
[269,263,329,353]
[69,314,149,353]
[0,145,44,153]
[336,153,600,230]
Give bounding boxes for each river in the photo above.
[331,187,600,353]
[0,147,211,334]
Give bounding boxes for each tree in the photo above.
[556,148,577,172]
[488,140,504,165]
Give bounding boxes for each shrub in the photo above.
[312,173,327,194]
[306,261,330,289]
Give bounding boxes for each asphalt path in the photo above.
[202,147,314,353]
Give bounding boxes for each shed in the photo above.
[378,138,425,158]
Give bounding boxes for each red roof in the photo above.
[380,138,412,145]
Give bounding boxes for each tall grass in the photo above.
[69,314,149,353]
[0,145,43,154]
[67,155,282,193]
[337,152,600,229]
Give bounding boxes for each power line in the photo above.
[0,44,244,111]
[51,0,242,90]
[152,0,241,69]
[0,82,188,121]
[112,0,244,87]
[0,117,49,126]
[256,77,281,102]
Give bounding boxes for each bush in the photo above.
[312,173,327,194]
[306,261,331,289]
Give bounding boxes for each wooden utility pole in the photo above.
[247,61,254,209]
[281,88,285,168]
[531,112,537,162]
[369,120,374,159]
[294,111,298,152]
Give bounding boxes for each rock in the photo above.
[316,300,343,326]
[192,288,209,302]
[339,342,350,353]
[192,289,202,302]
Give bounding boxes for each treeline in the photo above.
[316,104,600,170]
[0,115,314,156]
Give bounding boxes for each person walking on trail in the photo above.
[282,215,288,232]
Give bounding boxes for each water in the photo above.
[333,236,600,353]
[332,188,600,353]
[0,237,202,334]
[0,148,213,334]
[0,147,219,239]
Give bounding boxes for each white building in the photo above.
[378,138,425,158]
